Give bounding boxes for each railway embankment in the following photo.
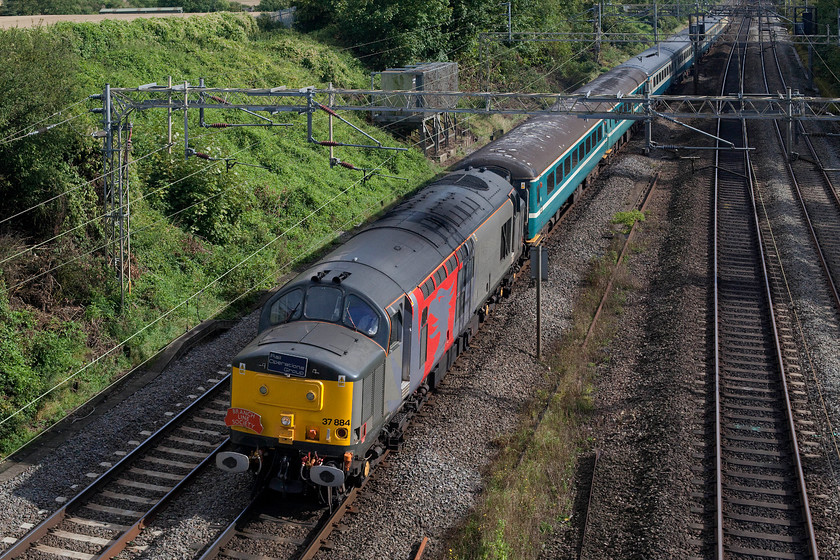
[0,13,438,457]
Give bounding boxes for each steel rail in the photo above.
[713,14,818,559]
[712,19,747,556]
[297,483,363,560]
[582,172,659,350]
[198,451,386,560]
[196,490,265,559]
[759,19,829,558]
[765,30,840,316]
[0,374,231,560]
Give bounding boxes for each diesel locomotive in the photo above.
[217,17,728,494]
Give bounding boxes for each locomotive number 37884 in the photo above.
[322,418,350,426]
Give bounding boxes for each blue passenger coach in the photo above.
[460,17,727,241]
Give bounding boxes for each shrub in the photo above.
[144,151,252,245]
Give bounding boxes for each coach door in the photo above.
[387,297,414,400]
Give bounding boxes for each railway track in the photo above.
[709,17,818,559]
[0,374,232,560]
[197,474,368,560]
[196,388,436,560]
[760,17,840,316]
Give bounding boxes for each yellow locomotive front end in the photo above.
[217,284,391,492]
[228,362,353,449]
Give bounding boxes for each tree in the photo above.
[0,28,97,239]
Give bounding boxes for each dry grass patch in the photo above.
[447,235,639,560]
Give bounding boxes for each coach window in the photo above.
[343,294,379,337]
[305,285,343,322]
[547,170,555,193]
[564,156,571,177]
[269,288,303,325]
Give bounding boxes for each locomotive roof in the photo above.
[283,168,514,309]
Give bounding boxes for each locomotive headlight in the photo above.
[306,391,316,401]
[281,415,293,427]
[336,427,349,440]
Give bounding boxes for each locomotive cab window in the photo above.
[343,294,379,336]
[269,288,303,325]
[304,285,343,322]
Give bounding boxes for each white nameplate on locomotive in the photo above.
[267,352,308,377]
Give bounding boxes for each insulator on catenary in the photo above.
[209,95,230,105]
[318,103,338,117]
[338,161,357,170]
[208,123,230,128]
[193,151,212,160]
[318,141,341,146]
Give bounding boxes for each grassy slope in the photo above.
[0,13,439,454]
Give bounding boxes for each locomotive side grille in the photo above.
[374,363,385,421]
[362,371,374,425]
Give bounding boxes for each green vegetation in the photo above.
[612,209,646,233]
[0,0,250,15]
[294,0,687,92]
[447,237,638,559]
[800,0,840,96]
[0,14,437,455]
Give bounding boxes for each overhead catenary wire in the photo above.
[804,34,840,90]
[0,76,466,430]
[5,161,263,294]
[0,127,227,229]
[0,174,408,459]
[0,138,399,429]
[0,111,90,147]
[0,39,607,443]
[0,132,255,269]
[372,36,598,138]
[0,97,90,145]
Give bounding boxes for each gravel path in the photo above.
[0,12,262,30]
